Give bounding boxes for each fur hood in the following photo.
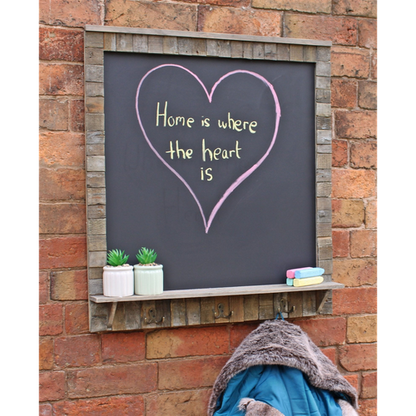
[208,319,358,416]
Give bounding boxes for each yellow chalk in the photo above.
[293,276,324,287]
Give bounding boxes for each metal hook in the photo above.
[213,303,233,320]
[276,299,295,315]
[144,308,165,325]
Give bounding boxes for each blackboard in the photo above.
[104,51,316,290]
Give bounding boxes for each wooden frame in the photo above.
[85,26,340,332]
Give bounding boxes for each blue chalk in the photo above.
[294,267,325,278]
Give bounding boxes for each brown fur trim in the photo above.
[207,320,358,415]
[337,399,359,416]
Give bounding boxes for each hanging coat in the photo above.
[208,319,359,416]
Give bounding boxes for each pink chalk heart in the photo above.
[135,64,281,233]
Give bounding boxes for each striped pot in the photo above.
[134,264,164,295]
[103,265,134,297]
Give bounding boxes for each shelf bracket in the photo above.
[316,290,330,314]
[107,302,118,330]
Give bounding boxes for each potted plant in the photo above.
[103,249,134,297]
[134,247,164,295]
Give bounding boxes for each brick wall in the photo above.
[39,1,377,415]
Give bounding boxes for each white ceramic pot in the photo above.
[103,265,134,297]
[134,264,164,295]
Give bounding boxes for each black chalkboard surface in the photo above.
[104,52,316,290]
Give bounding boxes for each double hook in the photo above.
[275,298,295,320]
[144,308,165,325]
[214,303,233,320]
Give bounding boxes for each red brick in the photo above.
[332,46,370,79]
[183,0,249,5]
[335,110,376,139]
[105,0,197,30]
[198,6,281,36]
[146,326,229,359]
[40,337,54,370]
[332,169,376,199]
[53,396,145,416]
[39,63,84,96]
[39,27,84,62]
[146,389,211,416]
[332,140,348,167]
[365,200,377,229]
[350,141,377,168]
[67,364,157,398]
[332,258,377,287]
[371,51,377,79]
[333,287,377,315]
[350,229,377,257]
[39,371,66,402]
[39,271,49,304]
[295,317,346,347]
[40,403,53,416]
[253,0,331,13]
[39,131,85,168]
[343,374,359,393]
[332,199,365,228]
[347,315,377,343]
[230,322,259,351]
[102,332,146,363]
[331,79,357,109]
[339,344,377,371]
[358,81,377,110]
[55,335,101,368]
[159,356,228,390]
[39,98,68,131]
[39,168,85,201]
[333,0,377,18]
[39,304,63,336]
[69,99,85,132]
[321,347,336,364]
[39,236,87,270]
[65,303,90,334]
[51,270,88,301]
[40,204,86,234]
[285,14,357,45]
[358,398,377,416]
[358,19,377,49]
[361,371,377,398]
[333,230,349,257]
[40,0,103,26]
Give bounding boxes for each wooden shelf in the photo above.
[90,282,344,303]
[88,282,344,332]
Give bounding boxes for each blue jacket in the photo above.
[208,319,358,416]
[214,364,345,415]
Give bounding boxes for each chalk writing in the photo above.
[156,101,194,128]
[156,102,247,182]
[217,113,257,133]
[165,140,193,160]
[136,64,281,232]
[202,139,241,162]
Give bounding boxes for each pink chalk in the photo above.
[286,267,312,278]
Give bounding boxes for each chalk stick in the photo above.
[286,267,312,278]
[294,267,325,279]
[286,278,294,286]
[293,276,324,287]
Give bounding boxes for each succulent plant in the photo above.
[136,247,157,265]
[107,249,129,267]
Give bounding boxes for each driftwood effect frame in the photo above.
[84,26,341,332]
